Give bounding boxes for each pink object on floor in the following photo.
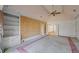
[17,47,27,53]
[68,37,79,53]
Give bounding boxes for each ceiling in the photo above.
[3,5,79,23]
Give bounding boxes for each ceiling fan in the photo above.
[49,10,61,16]
[42,5,64,16]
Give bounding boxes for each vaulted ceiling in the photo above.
[3,5,79,23]
[41,5,79,24]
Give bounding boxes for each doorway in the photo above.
[48,24,58,36]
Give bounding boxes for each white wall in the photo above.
[59,22,75,37]
[75,17,79,40]
[55,24,59,35]
[40,23,45,35]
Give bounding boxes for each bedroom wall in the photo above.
[21,16,46,39]
[40,23,46,35]
[47,14,76,37]
[58,22,75,37]
[75,17,79,40]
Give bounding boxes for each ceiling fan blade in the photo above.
[51,12,54,14]
[56,12,61,14]
[53,14,55,16]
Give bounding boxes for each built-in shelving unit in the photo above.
[3,13,19,37]
[3,12,21,48]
